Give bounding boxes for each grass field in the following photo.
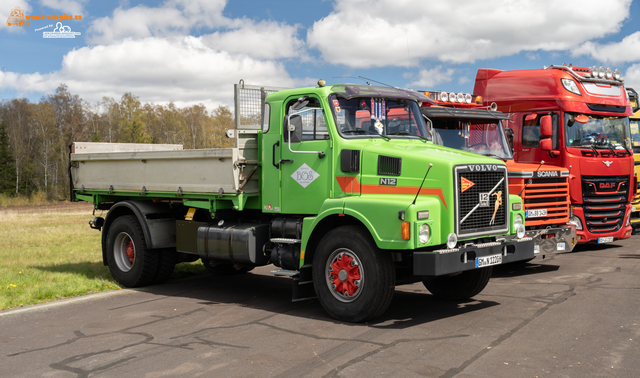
[0,202,207,310]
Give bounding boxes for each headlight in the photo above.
[568,215,583,231]
[513,213,524,228]
[598,66,606,78]
[446,233,457,249]
[614,68,622,80]
[465,94,472,104]
[561,78,581,95]
[419,224,430,244]
[449,92,457,103]
[516,224,526,239]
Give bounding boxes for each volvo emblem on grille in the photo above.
[468,164,500,172]
[603,161,613,167]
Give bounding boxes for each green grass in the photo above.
[0,205,207,310]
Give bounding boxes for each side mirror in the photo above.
[540,115,553,138]
[504,128,514,153]
[285,114,303,143]
[540,138,552,151]
[574,114,589,124]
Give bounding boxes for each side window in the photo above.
[522,115,540,148]
[284,97,329,142]
[262,102,270,133]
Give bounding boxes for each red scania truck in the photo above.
[474,64,636,244]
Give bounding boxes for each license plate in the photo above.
[598,237,614,244]
[476,254,502,268]
[526,209,547,218]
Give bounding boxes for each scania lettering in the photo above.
[70,81,533,322]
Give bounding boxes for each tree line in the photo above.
[0,84,235,200]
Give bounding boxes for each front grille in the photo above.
[455,165,509,238]
[582,175,629,233]
[522,176,570,226]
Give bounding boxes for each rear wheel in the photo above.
[312,225,395,322]
[152,248,177,284]
[106,215,158,287]
[422,267,492,300]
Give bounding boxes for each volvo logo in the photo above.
[468,164,500,172]
[603,161,613,167]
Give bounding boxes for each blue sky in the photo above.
[2,0,640,110]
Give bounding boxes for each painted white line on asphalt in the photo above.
[0,289,133,318]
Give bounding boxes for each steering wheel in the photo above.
[468,142,489,149]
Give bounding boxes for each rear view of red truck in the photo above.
[474,64,636,244]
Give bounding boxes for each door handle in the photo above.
[272,141,280,169]
[279,159,294,164]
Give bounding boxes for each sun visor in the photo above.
[332,84,434,104]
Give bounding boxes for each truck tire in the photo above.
[422,267,492,300]
[105,215,158,287]
[152,248,177,284]
[201,258,254,275]
[312,225,395,322]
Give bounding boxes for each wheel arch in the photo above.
[302,213,369,268]
[101,201,176,265]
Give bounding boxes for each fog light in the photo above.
[614,68,622,80]
[446,233,457,249]
[605,67,613,79]
[516,223,526,239]
[419,224,430,244]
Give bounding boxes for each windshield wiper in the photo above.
[589,144,599,156]
[387,131,429,141]
[343,129,390,140]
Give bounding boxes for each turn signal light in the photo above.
[402,222,410,240]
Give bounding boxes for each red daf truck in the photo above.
[474,64,636,244]
[419,90,576,256]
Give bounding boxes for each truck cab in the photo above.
[474,65,636,244]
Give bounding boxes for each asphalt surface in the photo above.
[1,238,639,378]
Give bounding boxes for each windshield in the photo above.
[565,113,630,150]
[630,118,640,153]
[331,96,429,140]
[431,118,513,159]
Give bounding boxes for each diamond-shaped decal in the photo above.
[291,163,319,188]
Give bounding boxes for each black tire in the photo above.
[105,215,158,287]
[152,248,177,284]
[422,267,492,300]
[201,258,255,275]
[312,225,395,323]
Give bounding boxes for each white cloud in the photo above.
[0,37,295,109]
[406,66,455,88]
[40,0,86,15]
[307,0,632,68]
[573,32,640,65]
[202,20,305,60]
[87,0,231,45]
[624,64,640,91]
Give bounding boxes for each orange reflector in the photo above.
[461,177,475,193]
[338,213,345,217]
[402,222,410,240]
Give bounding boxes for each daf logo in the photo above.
[599,183,615,189]
[468,164,499,172]
[603,161,613,167]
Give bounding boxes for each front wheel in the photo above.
[422,267,492,300]
[105,215,158,287]
[312,225,395,322]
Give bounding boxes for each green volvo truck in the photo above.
[69,81,534,322]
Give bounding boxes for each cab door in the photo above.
[279,96,332,214]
